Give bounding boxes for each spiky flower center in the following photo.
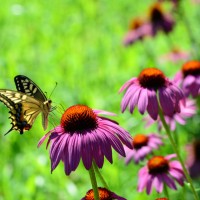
[129,18,143,30]
[156,198,168,200]
[84,188,112,200]
[61,105,98,134]
[148,156,169,174]
[149,3,164,23]
[133,134,149,149]
[182,61,200,77]
[138,68,166,89]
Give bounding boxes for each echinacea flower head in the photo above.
[159,48,190,63]
[155,198,168,200]
[175,60,200,97]
[186,140,200,178]
[38,105,133,175]
[123,17,154,46]
[81,187,126,200]
[148,3,175,35]
[119,68,184,120]
[145,98,196,131]
[124,133,163,164]
[138,154,185,194]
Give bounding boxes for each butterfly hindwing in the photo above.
[0,92,32,134]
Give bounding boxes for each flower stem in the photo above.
[158,108,199,200]
[93,162,109,189]
[88,162,100,200]
[164,184,169,199]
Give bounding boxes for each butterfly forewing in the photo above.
[14,75,47,102]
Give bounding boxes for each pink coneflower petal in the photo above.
[129,87,142,113]
[119,78,137,93]
[147,89,159,120]
[68,134,81,171]
[168,169,184,185]
[155,174,164,193]
[81,134,93,170]
[162,174,177,190]
[138,88,148,114]
[146,174,154,194]
[159,87,174,116]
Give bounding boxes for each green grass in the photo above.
[0,0,199,199]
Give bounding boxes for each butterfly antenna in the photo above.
[49,82,58,99]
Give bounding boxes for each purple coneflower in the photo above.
[159,48,190,63]
[119,68,184,120]
[138,154,185,194]
[38,105,132,175]
[145,98,196,131]
[148,2,175,35]
[123,18,153,46]
[186,140,200,178]
[174,60,200,97]
[81,187,126,200]
[124,133,163,164]
[155,198,169,200]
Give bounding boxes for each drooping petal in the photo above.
[147,89,158,120]
[159,87,174,117]
[138,88,148,114]
[68,133,81,172]
[161,173,177,190]
[81,134,93,170]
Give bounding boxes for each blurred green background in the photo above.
[0,0,199,199]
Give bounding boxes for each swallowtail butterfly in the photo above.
[0,75,52,134]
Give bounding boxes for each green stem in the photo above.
[88,162,100,200]
[93,162,109,189]
[164,184,169,199]
[158,108,199,200]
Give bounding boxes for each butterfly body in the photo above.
[0,75,52,134]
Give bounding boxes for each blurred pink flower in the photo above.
[123,18,153,46]
[124,133,163,164]
[148,3,175,35]
[174,60,200,97]
[186,140,200,178]
[138,154,185,194]
[160,48,190,63]
[145,99,196,131]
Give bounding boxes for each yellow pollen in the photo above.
[133,134,148,149]
[84,188,111,200]
[61,105,97,134]
[182,61,200,77]
[138,68,166,89]
[148,156,169,174]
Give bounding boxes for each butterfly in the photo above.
[0,75,52,135]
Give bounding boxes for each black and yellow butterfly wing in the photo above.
[14,75,52,130]
[0,90,42,134]
[0,76,52,134]
[14,75,47,102]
